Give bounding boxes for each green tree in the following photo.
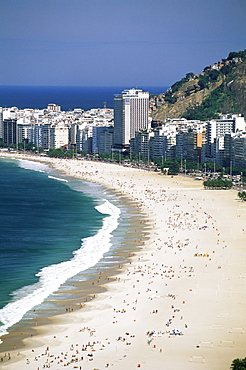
[203,179,233,189]
[230,357,246,369]
[167,160,180,175]
[185,72,195,80]
[198,74,210,89]
[46,148,74,158]
[238,192,246,201]
[164,90,177,104]
[208,69,221,81]
[220,65,231,75]
[228,52,239,60]
[97,153,111,161]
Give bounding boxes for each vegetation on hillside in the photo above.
[152,49,246,121]
[182,85,236,120]
[164,73,195,104]
[182,50,246,120]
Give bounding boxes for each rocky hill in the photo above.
[151,50,246,121]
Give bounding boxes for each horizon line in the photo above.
[0,84,169,88]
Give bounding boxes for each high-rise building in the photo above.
[50,121,69,149]
[206,114,245,159]
[92,126,114,155]
[0,108,3,141]
[113,88,149,150]
[76,124,93,153]
[3,118,17,145]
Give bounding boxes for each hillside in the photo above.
[151,50,246,121]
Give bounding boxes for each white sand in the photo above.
[0,153,246,369]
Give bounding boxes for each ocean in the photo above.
[0,85,168,111]
[0,157,136,345]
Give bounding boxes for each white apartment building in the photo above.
[50,121,69,149]
[113,88,149,150]
[206,114,245,158]
[47,104,61,112]
[29,123,43,148]
[76,124,93,153]
[151,128,176,160]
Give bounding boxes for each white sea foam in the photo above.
[48,175,68,182]
[18,160,69,182]
[0,199,120,343]
[17,159,50,173]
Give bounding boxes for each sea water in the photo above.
[0,158,123,342]
[0,85,168,111]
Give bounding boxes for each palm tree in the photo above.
[230,357,246,369]
[238,191,246,201]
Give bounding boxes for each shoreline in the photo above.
[0,154,151,351]
[0,153,246,369]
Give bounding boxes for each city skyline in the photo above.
[1,0,246,87]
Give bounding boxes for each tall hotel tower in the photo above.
[113,88,149,150]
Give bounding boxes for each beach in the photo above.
[0,153,246,369]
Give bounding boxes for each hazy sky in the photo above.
[1,0,245,87]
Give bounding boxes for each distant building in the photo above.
[0,109,3,141]
[50,121,69,149]
[151,128,176,160]
[3,118,17,145]
[206,114,245,159]
[40,124,52,150]
[186,131,205,162]
[233,135,246,168]
[92,126,114,155]
[29,123,43,148]
[76,125,93,153]
[47,104,61,112]
[130,130,153,160]
[17,122,33,144]
[213,136,225,165]
[223,133,233,167]
[113,88,149,151]
[130,127,176,161]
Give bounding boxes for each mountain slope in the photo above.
[152,50,246,121]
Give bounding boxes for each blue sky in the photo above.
[1,0,245,87]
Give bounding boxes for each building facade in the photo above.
[113,88,149,150]
[3,118,17,145]
[206,115,245,160]
[49,121,69,149]
[0,109,3,141]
